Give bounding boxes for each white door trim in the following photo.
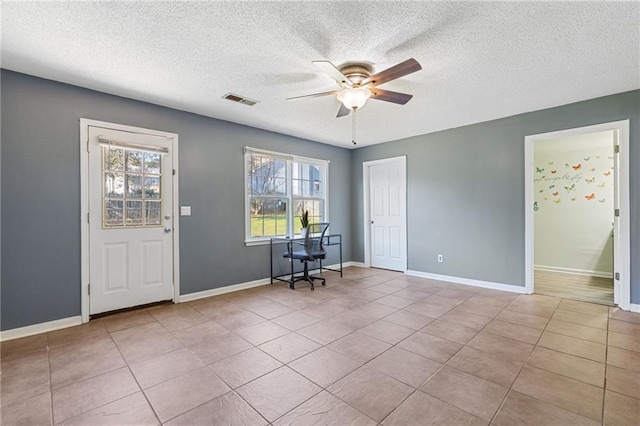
[80,119,180,323]
[362,156,407,270]
[524,120,630,310]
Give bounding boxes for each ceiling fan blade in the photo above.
[369,88,414,105]
[361,58,422,87]
[336,103,351,118]
[286,90,338,101]
[313,60,353,87]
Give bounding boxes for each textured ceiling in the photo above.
[2,1,639,148]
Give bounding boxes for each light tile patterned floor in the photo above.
[2,267,639,425]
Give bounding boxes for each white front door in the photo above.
[369,157,407,271]
[88,125,174,315]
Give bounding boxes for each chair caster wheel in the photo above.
[311,287,314,291]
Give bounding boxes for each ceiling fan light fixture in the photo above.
[337,87,371,110]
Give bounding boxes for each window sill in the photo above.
[245,239,271,247]
[245,235,307,247]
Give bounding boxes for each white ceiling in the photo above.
[2,1,639,149]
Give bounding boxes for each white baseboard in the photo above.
[534,265,613,279]
[405,270,526,294]
[179,277,272,303]
[0,316,82,342]
[630,304,640,313]
[179,261,352,303]
[347,261,366,268]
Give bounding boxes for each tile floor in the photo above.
[2,267,640,425]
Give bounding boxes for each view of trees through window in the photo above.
[246,150,326,240]
[103,146,162,228]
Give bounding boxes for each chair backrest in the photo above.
[304,222,330,259]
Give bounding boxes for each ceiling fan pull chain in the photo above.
[352,108,357,145]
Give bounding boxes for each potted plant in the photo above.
[299,209,309,236]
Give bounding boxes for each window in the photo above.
[102,145,162,228]
[245,147,328,244]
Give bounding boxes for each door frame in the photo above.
[362,155,407,270]
[80,119,180,323]
[524,120,630,310]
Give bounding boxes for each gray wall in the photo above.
[1,70,352,330]
[351,90,639,302]
[2,68,638,331]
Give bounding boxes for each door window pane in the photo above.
[126,201,144,225]
[145,201,162,225]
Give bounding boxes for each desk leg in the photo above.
[270,240,273,284]
[339,238,343,277]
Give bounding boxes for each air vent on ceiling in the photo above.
[222,93,259,106]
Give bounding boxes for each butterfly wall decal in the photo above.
[596,155,601,159]
[552,191,559,196]
[599,198,606,203]
[571,197,576,201]
[597,182,606,188]
[538,189,544,193]
[564,184,575,192]
[584,157,590,161]
[548,161,554,165]
[585,177,595,184]
[573,164,582,170]
[549,185,555,189]
[590,168,596,172]
[551,170,557,174]
[553,199,561,204]
[536,167,545,173]
[533,201,539,211]
[585,193,596,201]
[604,171,611,176]
[565,163,571,168]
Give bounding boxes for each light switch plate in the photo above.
[180,206,191,216]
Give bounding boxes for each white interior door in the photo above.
[369,157,407,271]
[88,126,174,315]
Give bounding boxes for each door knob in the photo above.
[164,227,172,233]
[371,220,374,224]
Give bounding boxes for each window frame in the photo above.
[244,147,329,246]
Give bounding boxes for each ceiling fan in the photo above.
[287,58,422,118]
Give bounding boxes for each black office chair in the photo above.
[283,222,330,290]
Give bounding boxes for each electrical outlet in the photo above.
[437,254,444,263]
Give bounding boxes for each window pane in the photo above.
[126,201,143,225]
[145,176,161,198]
[144,152,161,174]
[126,174,144,198]
[104,147,124,171]
[145,201,161,225]
[104,172,124,198]
[126,151,143,172]
[293,199,324,234]
[104,199,124,226]
[292,161,324,198]
[248,155,287,198]
[250,197,287,238]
